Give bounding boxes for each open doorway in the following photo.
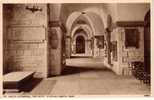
[76,36,85,53]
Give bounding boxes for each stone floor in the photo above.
[47,67,150,96]
[66,58,106,68]
[4,58,150,96]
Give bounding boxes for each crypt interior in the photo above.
[3,3,151,95]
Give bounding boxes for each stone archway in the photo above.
[66,11,105,58]
[71,28,92,57]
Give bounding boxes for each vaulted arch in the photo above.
[71,28,93,56]
[66,11,105,36]
[71,24,93,40]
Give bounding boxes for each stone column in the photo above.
[91,37,94,57]
[66,36,71,58]
[86,39,92,56]
[93,37,98,57]
[48,22,64,75]
[48,4,66,76]
[85,39,88,55]
[106,28,111,65]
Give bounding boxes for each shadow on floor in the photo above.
[20,78,43,92]
[61,66,113,76]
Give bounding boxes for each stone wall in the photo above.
[111,25,144,75]
[3,4,48,78]
[117,3,150,21]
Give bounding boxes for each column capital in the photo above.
[86,39,91,41]
[66,36,71,38]
[94,35,104,39]
[49,21,66,33]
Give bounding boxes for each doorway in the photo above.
[76,36,85,53]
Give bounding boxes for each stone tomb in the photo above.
[3,71,35,93]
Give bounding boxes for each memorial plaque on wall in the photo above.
[125,28,139,48]
[8,26,46,41]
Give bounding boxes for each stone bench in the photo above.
[3,71,35,93]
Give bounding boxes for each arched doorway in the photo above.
[76,36,85,53]
[71,25,93,57]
